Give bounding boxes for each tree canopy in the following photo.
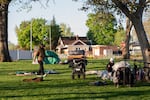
[16,18,48,49]
[114,26,126,46]
[86,12,117,45]
[59,23,74,37]
[50,16,62,50]
[75,0,150,67]
[16,17,62,50]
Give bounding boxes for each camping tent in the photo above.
[43,50,60,64]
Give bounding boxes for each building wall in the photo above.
[92,45,118,58]
[57,44,118,59]
[68,45,89,52]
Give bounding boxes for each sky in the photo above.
[8,0,89,45]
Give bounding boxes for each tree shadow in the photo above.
[1,89,150,100]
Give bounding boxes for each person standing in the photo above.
[34,44,46,75]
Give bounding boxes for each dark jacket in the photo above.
[106,62,114,72]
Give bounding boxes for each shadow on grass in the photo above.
[0,78,90,90]
[0,75,150,90]
[0,77,150,99]
[0,89,150,100]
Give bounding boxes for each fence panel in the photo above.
[9,50,32,60]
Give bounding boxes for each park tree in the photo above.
[143,18,150,41]
[114,26,126,47]
[50,16,62,50]
[123,18,133,59]
[86,12,117,45]
[0,0,49,62]
[86,30,96,45]
[74,0,150,67]
[59,23,74,37]
[16,18,48,50]
[132,18,150,43]
[0,0,11,61]
[16,17,61,51]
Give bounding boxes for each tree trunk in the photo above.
[123,18,132,59]
[112,0,150,67]
[0,3,11,62]
[132,18,150,67]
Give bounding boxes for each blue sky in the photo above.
[8,0,88,45]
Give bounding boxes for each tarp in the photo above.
[112,61,130,71]
[43,50,60,64]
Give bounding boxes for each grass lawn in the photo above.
[0,59,150,100]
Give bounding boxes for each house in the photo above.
[91,45,118,58]
[129,41,142,55]
[56,36,91,56]
[56,36,118,59]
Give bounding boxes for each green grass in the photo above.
[0,59,150,100]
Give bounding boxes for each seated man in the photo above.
[106,58,114,79]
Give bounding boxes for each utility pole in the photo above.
[49,25,51,50]
[30,19,33,52]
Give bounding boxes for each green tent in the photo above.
[43,50,60,64]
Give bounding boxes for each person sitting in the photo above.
[106,58,114,80]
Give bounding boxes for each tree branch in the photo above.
[112,0,132,19]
